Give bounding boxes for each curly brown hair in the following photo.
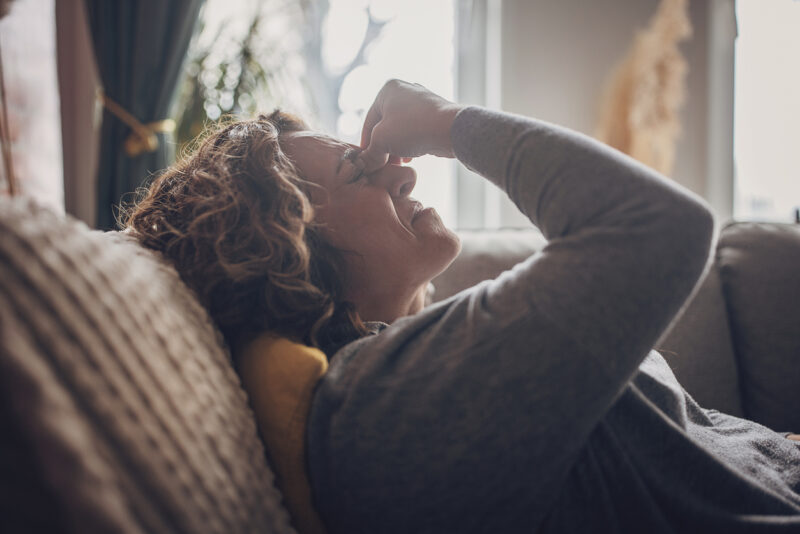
[122,111,369,356]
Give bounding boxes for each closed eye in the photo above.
[344,148,365,183]
[348,168,365,184]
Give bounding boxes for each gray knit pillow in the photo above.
[0,197,296,534]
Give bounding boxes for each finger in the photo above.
[788,434,800,442]
[359,121,391,172]
[388,155,402,165]
[358,147,389,173]
[401,157,413,163]
[360,98,383,149]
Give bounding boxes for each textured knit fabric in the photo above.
[0,197,297,534]
[307,107,800,533]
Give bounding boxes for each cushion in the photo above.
[0,384,66,533]
[657,264,744,416]
[716,221,800,431]
[238,335,329,534]
[432,230,547,302]
[0,197,296,533]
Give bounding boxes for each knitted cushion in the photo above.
[717,221,800,432]
[0,197,296,534]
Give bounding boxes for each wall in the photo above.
[498,0,734,222]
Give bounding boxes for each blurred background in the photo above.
[0,0,798,230]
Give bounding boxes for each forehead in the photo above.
[282,131,355,160]
[281,132,356,185]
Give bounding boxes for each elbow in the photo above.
[660,195,716,285]
[685,198,715,266]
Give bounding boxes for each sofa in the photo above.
[1,196,799,533]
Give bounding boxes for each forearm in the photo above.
[452,106,712,242]
[451,106,714,356]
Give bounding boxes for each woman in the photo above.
[126,80,800,532]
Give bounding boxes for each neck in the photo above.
[349,283,428,324]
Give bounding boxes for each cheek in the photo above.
[321,195,401,243]
[318,202,367,235]
[315,204,380,255]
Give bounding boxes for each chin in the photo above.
[444,228,462,261]
[429,227,461,278]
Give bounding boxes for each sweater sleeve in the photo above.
[307,107,714,533]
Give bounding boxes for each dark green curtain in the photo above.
[85,0,204,230]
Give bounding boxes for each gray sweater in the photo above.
[307,107,800,533]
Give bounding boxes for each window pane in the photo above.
[734,0,800,222]
[0,0,62,211]
[327,0,456,227]
[182,0,456,226]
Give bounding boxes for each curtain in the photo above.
[85,0,203,230]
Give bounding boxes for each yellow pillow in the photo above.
[238,334,329,534]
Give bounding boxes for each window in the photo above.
[0,0,62,212]
[179,0,456,226]
[734,0,800,222]
[326,0,456,226]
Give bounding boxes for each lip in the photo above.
[408,200,424,225]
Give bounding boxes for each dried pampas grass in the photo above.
[595,0,692,176]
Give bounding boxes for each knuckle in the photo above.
[385,78,404,92]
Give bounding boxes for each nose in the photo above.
[376,164,417,198]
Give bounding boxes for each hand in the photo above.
[358,79,463,173]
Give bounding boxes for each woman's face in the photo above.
[282,131,460,323]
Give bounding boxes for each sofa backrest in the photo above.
[656,263,744,416]
[0,198,296,534]
[433,229,745,417]
[716,222,800,431]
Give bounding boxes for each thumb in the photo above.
[358,120,391,173]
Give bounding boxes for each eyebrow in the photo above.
[336,147,361,174]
